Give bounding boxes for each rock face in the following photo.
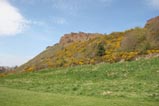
[145,16,159,32]
[146,16,159,25]
[59,32,103,45]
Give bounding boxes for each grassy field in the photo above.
[0,87,157,106]
[0,58,159,106]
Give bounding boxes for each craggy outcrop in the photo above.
[59,32,103,45]
[145,16,159,32]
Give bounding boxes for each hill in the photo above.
[17,16,159,72]
[0,58,159,106]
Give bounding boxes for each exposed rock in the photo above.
[145,16,159,32]
[146,16,159,26]
[134,53,159,61]
[59,32,103,45]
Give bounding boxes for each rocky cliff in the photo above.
[59,32,103,45]
[145,16,159,32]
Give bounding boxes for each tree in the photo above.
[97,43,105,56]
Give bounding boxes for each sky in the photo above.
[0,0,159,66]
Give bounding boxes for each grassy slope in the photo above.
[0,58,159,106]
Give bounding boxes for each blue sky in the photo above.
[0,0,159,66]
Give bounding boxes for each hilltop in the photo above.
[17,16,159,72]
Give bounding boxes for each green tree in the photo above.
[97,43,105,56]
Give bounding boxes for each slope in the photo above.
[17,16,159,72]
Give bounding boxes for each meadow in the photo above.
[0,58,159,106]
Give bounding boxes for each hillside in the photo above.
[17,16,159,72]
[0,58,159,106]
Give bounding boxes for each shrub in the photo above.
[147,32,159,49]
[120,27,151,52]
[97,43,105,56]
[144,16,159,49]
[25,66,35,72]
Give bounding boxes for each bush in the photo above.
[145,17,159,49]
[97,43,105,56]
[147,32,159,49]
[120,27,151,52]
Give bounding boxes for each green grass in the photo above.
[0,87,157,106]
[0,58,159,106]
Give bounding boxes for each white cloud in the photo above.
[51,0,113,14]
[52,17,67,25]
[51,0,80,11]
[27,20,46,26]
[0,0,28,36]
[99,0,112,3]
[146,0,159,10]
